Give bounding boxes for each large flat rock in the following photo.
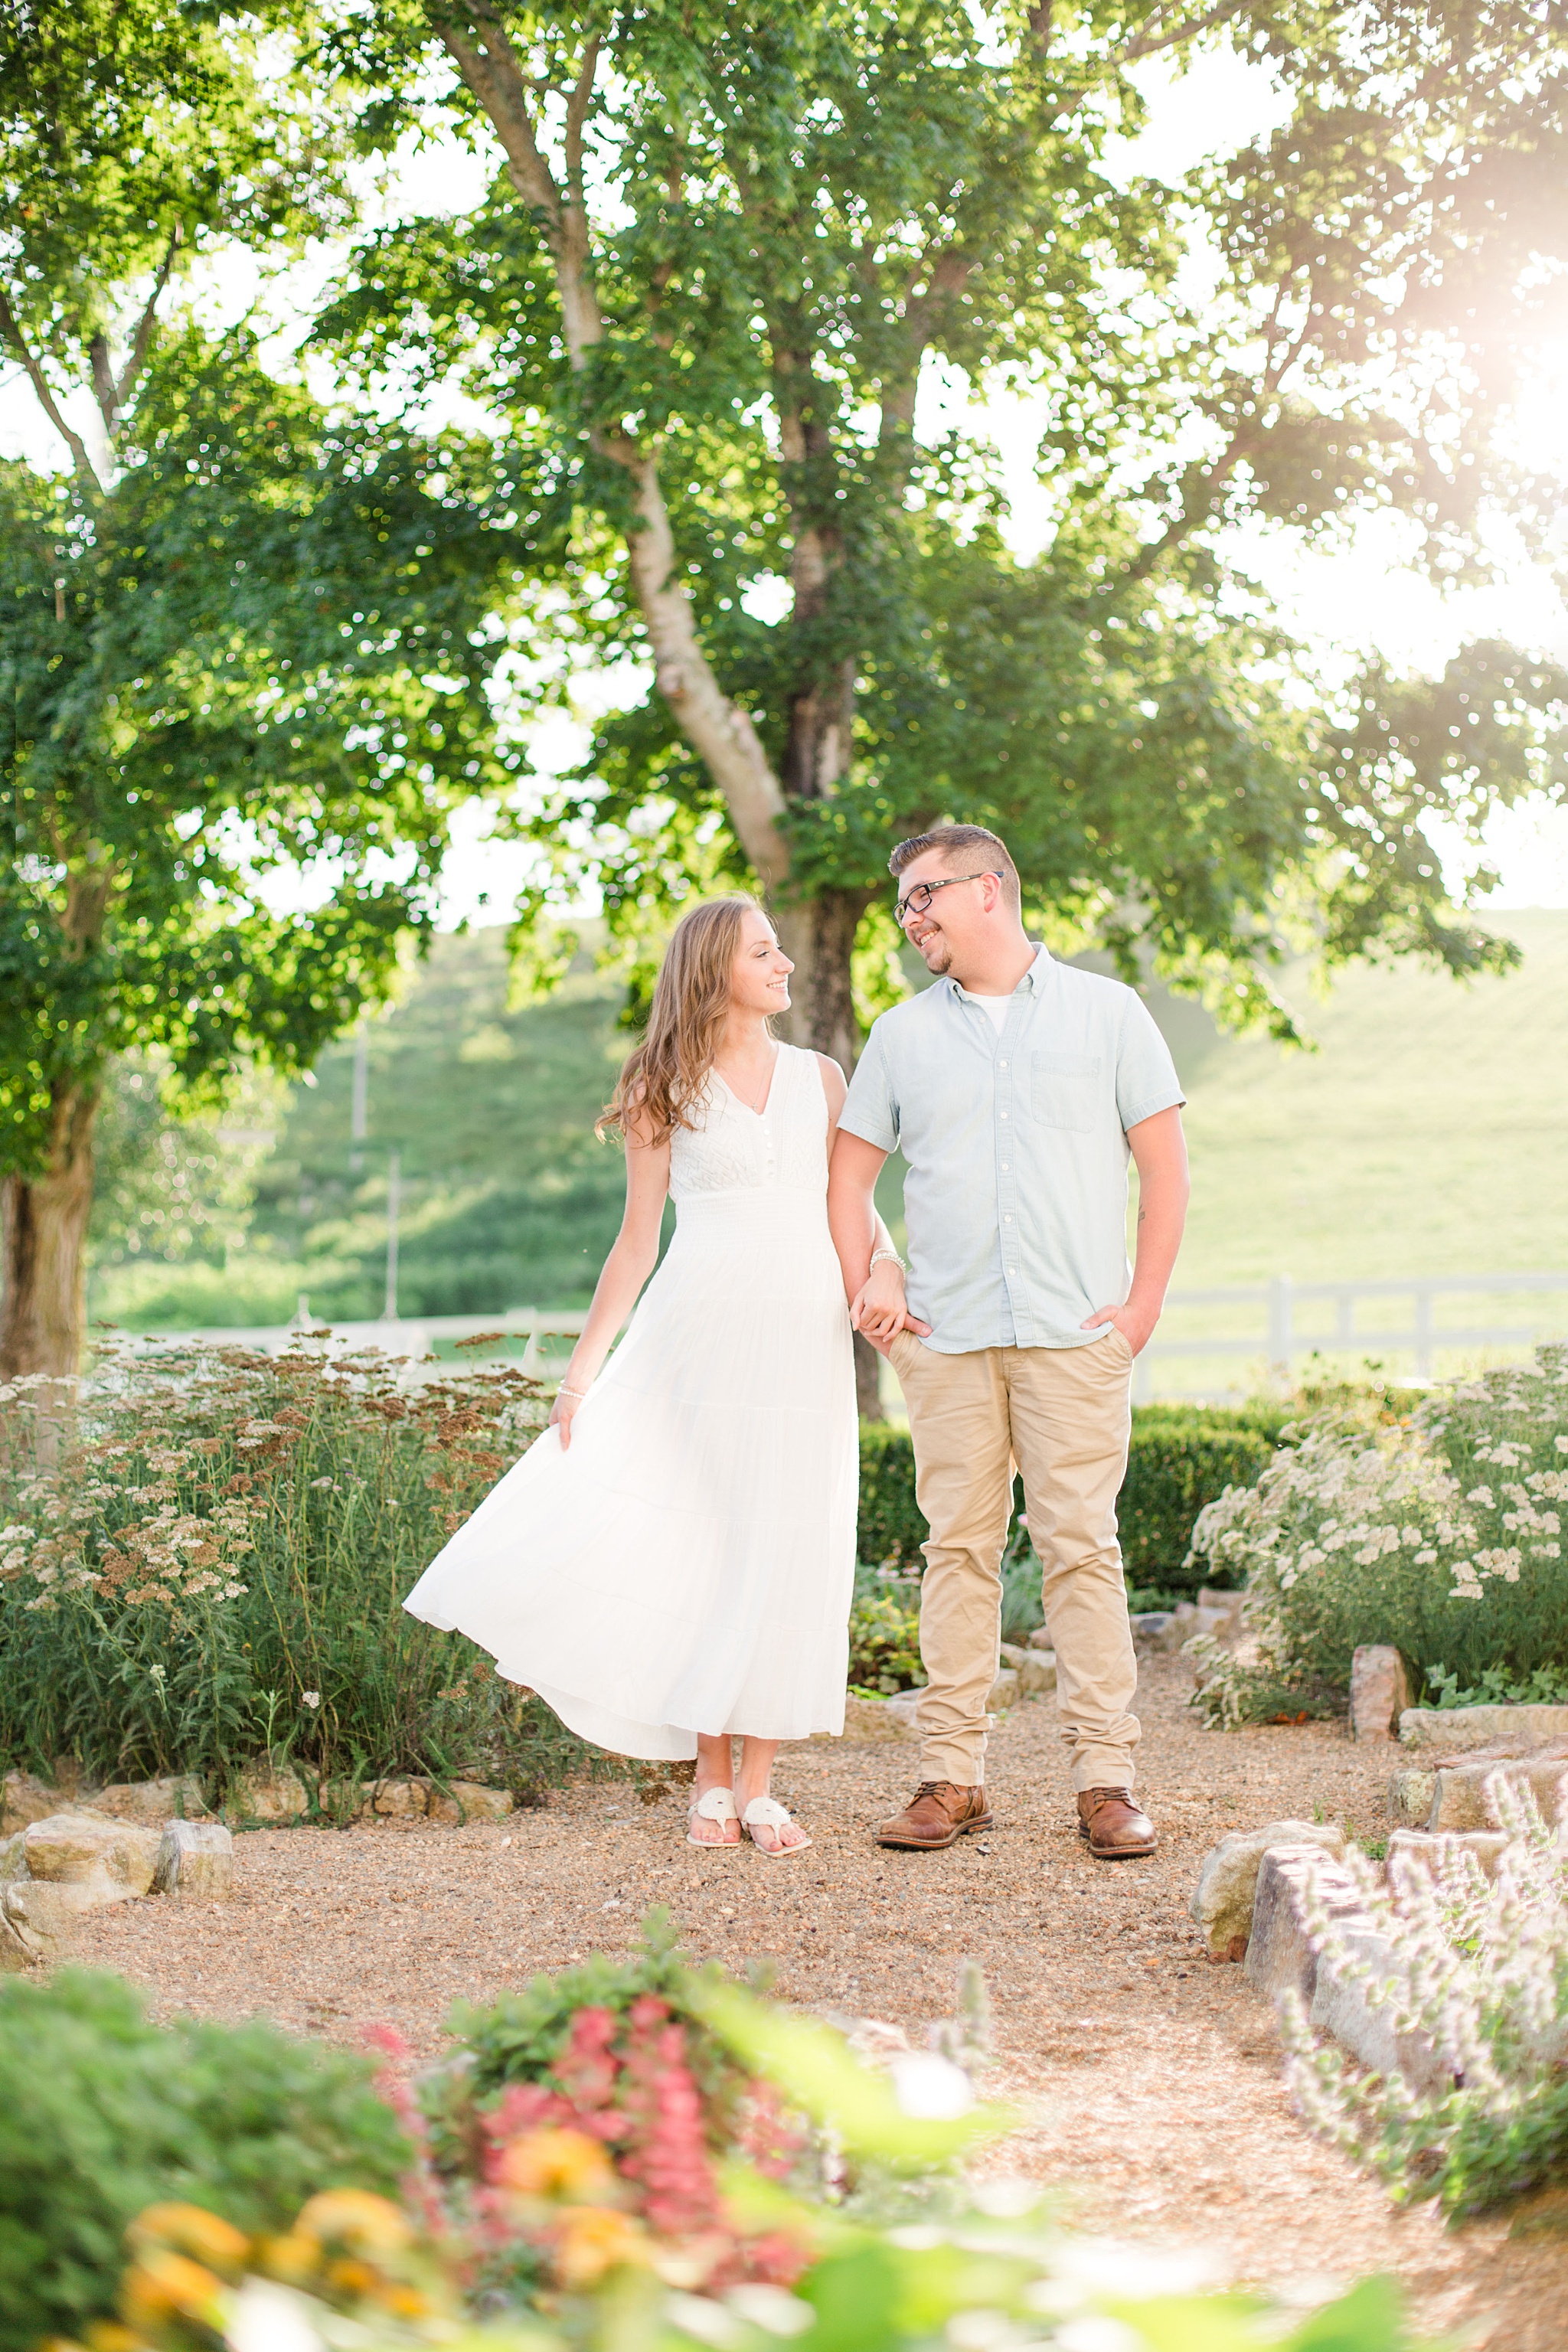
[23,1812,162,1902]
[1426,1750,1568,1832]
[1399,1702,1568,1753]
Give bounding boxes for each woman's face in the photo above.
[728,909,794,1017]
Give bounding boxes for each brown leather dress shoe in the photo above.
[1077,1786,1157,1858]
[877,1781,993,1850]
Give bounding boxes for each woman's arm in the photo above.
[550,1117,671,1450]
[817,1054,910,1342]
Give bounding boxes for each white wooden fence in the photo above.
[119,1271,1568,1401]
[1131,1270,1568,1400]
[132,1307,590,1377]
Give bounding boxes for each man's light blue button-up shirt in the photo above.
[838,949,1185,1353]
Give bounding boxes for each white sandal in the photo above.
[741,1796,812,1857]
[687,1787,740,1847]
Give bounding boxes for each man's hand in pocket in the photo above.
[1081,1298,1158,1356]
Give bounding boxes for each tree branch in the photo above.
[431,2,606,365]
[110,227,180,429]
[430,5,789,884]
[564,34,600,209]
[623,452,790,887]
[1124,0,1252,64]
[0,289,99,488]
[877,247,972,455]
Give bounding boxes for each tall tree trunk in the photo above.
[776,884,869,1072]
[775,884,884,1421]
[0,1083,99,1379]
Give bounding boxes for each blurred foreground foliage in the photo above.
[14,1922,1438,2352]
[0,1969,407,2352]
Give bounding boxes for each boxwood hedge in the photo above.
[858,1403,1293,1599]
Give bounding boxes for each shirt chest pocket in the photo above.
[1031,1050,1101,1132]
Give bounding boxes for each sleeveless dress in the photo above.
[402,1043,858,1759]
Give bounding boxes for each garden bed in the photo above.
[67,1654,1566,2345]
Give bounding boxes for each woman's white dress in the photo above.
[403,1043,858,1759]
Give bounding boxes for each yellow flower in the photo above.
[294,2191,412,2256]
[251,2233,321,2287]
[126,2207,250,2274]
[553,2207,650,2288]
[119,2252,228,2333]
[83,2325,149,2352]
[496,2127,618,2204]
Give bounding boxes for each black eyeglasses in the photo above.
[894,871,998,926]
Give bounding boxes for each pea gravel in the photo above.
[73,1655,1566,2344]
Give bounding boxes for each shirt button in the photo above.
[1004,1215,1013,1223]
[998,1060,1007,1069]
[999,1111,1008,1120]
[1001,1162,1009,1171]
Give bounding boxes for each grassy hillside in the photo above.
[1165,908,1568,1289]
[90,912,1568,1360]
[92,936,635,1327]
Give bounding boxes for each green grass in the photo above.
[1162,909,1568,1288]
[91,913,1568,1357]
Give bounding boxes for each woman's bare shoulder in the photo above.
[811,1050,848,1113]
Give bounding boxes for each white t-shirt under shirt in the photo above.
[972,994,1012,1034]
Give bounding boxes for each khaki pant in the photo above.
[888,1328,1138,1793]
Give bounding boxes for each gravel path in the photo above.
[74,1656,1566,2344]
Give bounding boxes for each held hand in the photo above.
[1081,1298,1159,1357]
[851,1263,933,1351]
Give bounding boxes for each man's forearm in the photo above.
[1127,1170,1187,1312]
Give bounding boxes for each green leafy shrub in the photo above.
[846,1588,923,1694]
[1285,1777,1568,2218]
[1425,1661,1568,1708]
[855,1425,926,1569]
[858,1403,1295,1599]
[0,1338,589,1795]
[1187,1348,1568,1723]
[0,1969,407,2352]
[1116,1403,1294,1594]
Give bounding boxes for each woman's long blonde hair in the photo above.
[599,896,767,1145]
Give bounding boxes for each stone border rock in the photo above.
[1190,1820,1348,1960]
[1398,1701,1568,1753]
[1349,1645,1410,1742]
[2,1768,209,1836]
[228,1769,517,1827]
[1,1809,236,1969]
[1243,1843,1457,2096]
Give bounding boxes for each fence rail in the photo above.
[1133,1269,1568,1400]
[127,1307,591,1376]
[117,1272,1568,1401]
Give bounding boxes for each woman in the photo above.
[403,897,906,1855]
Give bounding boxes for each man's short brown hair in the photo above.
[889,823,1021,913]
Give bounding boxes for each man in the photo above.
[828,824,1188,1858]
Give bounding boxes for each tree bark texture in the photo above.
[775,886,870,1072]
[0,1084,100,1380]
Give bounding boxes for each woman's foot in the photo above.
[688,1785,740,1847]
[738,1793,812,1857]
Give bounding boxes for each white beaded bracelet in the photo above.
[557,1385,588,1401]
[869,1248,906,1273]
